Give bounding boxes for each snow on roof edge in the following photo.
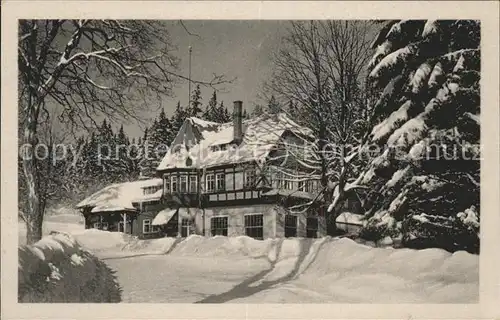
[76,178,163,211]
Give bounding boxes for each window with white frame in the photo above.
[102,222,109,231]
[189,175,198,193]
[180,175,188,192]
[211,216,228,236]
[284,215,297,238]
[206,173,215,192]
[143,219,152,233]
[244,214,264,240]
[142,219,159,234]
[216,173,225,191]
[244,168,256,188]
[93,222,101,229]
[171,176,178,192]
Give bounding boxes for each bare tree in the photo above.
[18,19,229,244]
[263,21,375,229]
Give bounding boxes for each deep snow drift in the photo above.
[71,229,478,303]
[18,213,478,303]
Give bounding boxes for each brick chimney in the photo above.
[233,100,243,144]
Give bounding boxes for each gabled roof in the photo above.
[157,112,314,171]
[76,178,163,213]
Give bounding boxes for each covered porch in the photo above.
[82,207,138,234]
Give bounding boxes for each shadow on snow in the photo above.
[195,238,327,303]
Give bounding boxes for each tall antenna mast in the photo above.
[188,46,192,110]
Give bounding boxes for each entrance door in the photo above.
[181,218,190,237]
[306,217,318,238]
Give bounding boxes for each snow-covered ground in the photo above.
[18,208,85,246]
[18,210,479,303]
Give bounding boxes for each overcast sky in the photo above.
[123,20,289,138]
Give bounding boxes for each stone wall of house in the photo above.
[275,208,327,238]
[202,204,277,238]
[192,204,327,239]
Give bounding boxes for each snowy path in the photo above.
[104,256,271,303]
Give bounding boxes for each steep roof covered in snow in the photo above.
[76,178,163,213]
[157,113,314,171]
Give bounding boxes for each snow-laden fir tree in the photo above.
[172,101,188,132]
[115,124,133,174]
[138,119,159,178]
[222,102,231,122]
[188,84,203,117]
[267,95,283,114]
[358,20,480,252]
[204,90,219,122]
[138,108,176,178]
[203,91,232,123]
[252,104,265,117]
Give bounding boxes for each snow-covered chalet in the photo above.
[77,101,327,239]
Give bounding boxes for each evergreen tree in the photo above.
[143,127,149,143]
[96,119,119,175]
[172,101,187,132]
[115,124,132,175]
[267,95,282,114]
[155,108,175,146]
[221,102,231,122]
[138,119,159,178]
[286,100,298,117]
[360,20,480,252]
[83,132,99,177]
[204,90,219,122]
[252,104,265,117]
[188,84,203,117]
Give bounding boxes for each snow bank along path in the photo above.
[72,229,478,303]
[18,232,121,302]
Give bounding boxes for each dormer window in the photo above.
[210,144,228,152]
[143,185,161,195]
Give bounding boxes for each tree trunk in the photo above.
[25,210,43,245]
[22,103,45,244]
